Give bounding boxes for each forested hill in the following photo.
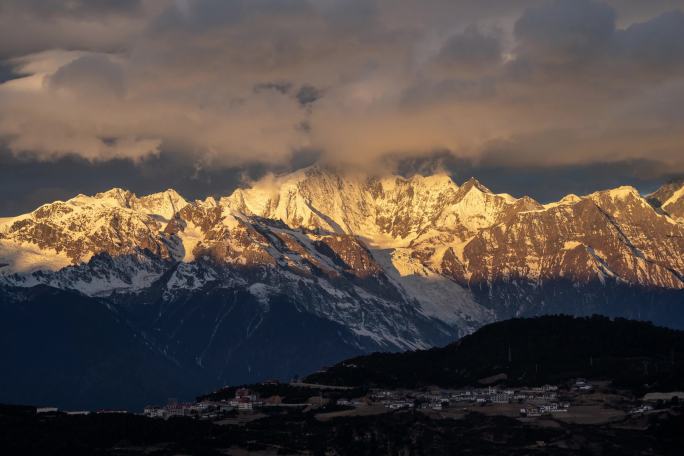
[305,315,684,392]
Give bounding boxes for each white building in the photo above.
[36,407,58,414]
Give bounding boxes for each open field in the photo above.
[215,412,268,426]
[315,403,387,421]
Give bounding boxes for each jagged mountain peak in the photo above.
[590,185,642,201]
[221,168,543,267]
[584,186,668,225]
[543,187,647,214]
[62,188,132,210]
[458,177,491,194]
[560,193,582,204]
[397,171,457,188]
[648,178,684,207]
[644,179,684,222]
[137,188,187,203]
[0,186,190,272]
[73,187,188,221]
[66,187,189,216]
[222,166,464,241]
[134,189,189,220]
[235,165,458,197]
[93,187,134,200]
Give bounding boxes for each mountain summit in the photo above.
[1,167,684,408]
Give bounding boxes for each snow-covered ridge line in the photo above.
[1,166,683,353]
[2,166,671,225]
[1,166,683,294]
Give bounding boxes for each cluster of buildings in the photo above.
[228,387,264,411]
[369,385,564,412]
[369,390,415,409]
[143,400,232,420]
[143,387,263,420]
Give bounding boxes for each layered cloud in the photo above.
[0,0,683,170]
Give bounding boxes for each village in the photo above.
[32,377,680,427]
[135,378,617,421]
[368,383,569,416]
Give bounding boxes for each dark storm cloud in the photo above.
[514,0,616,64]
[510,0,684,83]
[616,10,684,69]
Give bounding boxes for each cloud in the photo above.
[48,54,126,98]
[0,60,308,163]
[0,0,142,18]
[433,26,503,75]
[514,0,616,64]
[0,0,683,172]
[615,9,684,70]
[0,0,158,59]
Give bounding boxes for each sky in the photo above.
[1,0,684,214]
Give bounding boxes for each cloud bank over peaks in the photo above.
[0,0,682,171]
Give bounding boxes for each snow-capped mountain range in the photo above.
[1,167,684,407]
